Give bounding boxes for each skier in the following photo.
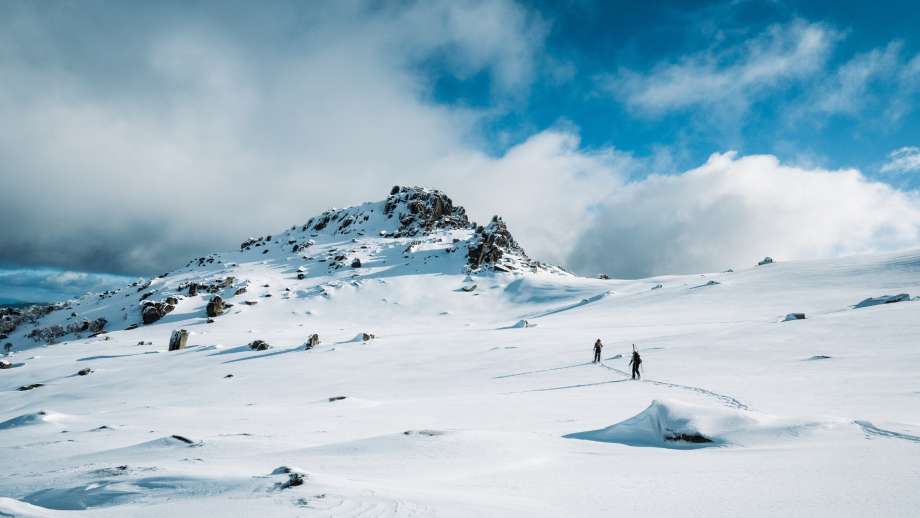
[592,339,603,363]
[629,345,642,379]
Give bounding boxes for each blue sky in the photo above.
[1,0,918,302]
[432,0,920,181]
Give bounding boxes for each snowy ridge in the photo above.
[2,187,567,347]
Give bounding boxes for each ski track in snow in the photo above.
[598,361,750,410]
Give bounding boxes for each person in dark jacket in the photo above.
[592,339,603,363]
[629,346,642,379]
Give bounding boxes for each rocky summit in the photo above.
[3,187,567,345]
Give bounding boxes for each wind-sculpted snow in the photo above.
[564,399,821,448]
[1,192,919,516]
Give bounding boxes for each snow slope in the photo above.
[1,187,919,517]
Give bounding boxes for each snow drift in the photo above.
[565,399,823,449]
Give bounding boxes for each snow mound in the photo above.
[565,399,820,449]
[0,411,65,430]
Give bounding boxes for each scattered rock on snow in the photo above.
[460,284,477,292]
[361,333,375,342]
[206,296,225,317]
[168,329,189,351]
[77,368,93,376]
[277,472,305,489]
[305,333,320,349]
[758,257,774,266]
[17,383,44,391]
[806,355,832,361]
[783,313,806,321]
[249,340,270,351]
[328,396,347,402]
[0,359,12,369]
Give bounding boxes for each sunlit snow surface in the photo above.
[2,222,919,516]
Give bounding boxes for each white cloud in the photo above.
[568,152,920,277]
[0,0,548,274]
[808,42,902,116]
[881,147,920,174]
[605,20,836,117]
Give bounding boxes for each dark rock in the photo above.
[361,333,374,342]
[168,329,189,351]
[206,296,225,318]
[664,432,713,443]
[598,274,610,280]
[171,434,194,444]
[77,368,93,376]
[0,359,12,369]
[757,257,774,266]
[188,283,199,296]
[242,300,258,306]
[351,258,362,268]
[234,287,247,296]
[783,313,806,321]
[328,396,347,402]
[249,340,270,351]
[18,383,43,391]
[142,302,174,325]
[165,297,179,305]
[279,472,304,489]
[466,216,525,271]
[460,284,477,292]
[390,185,401,195]
[305,333,320,349]
[297,273,305,280]
[224,374,234,378]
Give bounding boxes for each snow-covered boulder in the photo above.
[854,293,910,309]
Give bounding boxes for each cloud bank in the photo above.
[569,153,920,277]
[1,1,919,288]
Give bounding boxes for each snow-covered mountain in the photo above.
[1,187,919,517]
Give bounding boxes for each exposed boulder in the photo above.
[361,333,375,342]
[168,329,189,351]
[466,216,527,271]
[206,296,225,318]
[0,359,12,369]
[758,257,774,266]
[249,340,270,351]
[383,186,471,236]
[77,368,93,376]
[188,283,199,296]
[305,334,320,350]
[351,258,362,268]
[783,313,806,321]
[142,301,174,325]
